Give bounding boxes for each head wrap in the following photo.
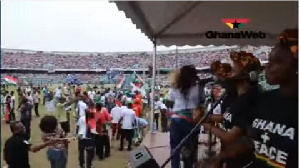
[278,29,298,59]
[230,51,261,73]
[210,61,232,79]
[211,51,261,80]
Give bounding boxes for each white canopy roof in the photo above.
[114,1,298,46]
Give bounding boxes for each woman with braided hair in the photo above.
[219,29,298,168]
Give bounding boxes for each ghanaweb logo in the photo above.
[221,18,250,29]
[205,18,266,39]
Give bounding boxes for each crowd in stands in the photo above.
[0,73,212,85]
[1,46,271,85]
[0,73,103,84]
[1,46,271,70]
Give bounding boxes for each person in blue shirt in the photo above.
[43,86,50,105]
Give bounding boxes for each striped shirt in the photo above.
[41,128,67,150]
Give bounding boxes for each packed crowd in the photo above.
[1,72,213,86]
[1,73,104,84]
[1,46,271,69]
[2,83,152,168]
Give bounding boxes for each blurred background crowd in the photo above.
[1,45,271,85]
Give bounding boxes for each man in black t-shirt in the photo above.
[19,99,32,141]
[4,121,59,168]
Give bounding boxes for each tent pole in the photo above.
[150,39,157,133]
[175,46,178,69]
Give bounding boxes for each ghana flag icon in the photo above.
[221,18,250,29]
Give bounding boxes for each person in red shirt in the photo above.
[94,102,111,160]
[87,102,96,132]
[132,99,141,117]
[134,91,143,114]
[5,95,11,124]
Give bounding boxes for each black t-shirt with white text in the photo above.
[220,86,259,133]
[233,89,298,168]
[219,94,236,131]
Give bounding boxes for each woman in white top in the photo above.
[167,65,205,168]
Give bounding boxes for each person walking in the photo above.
[119,102,136,151]
[9,91,16,121]
[33,90,40,117]
[18,98,32,141]
[77,107,95,168]
[110,101,122,140]
[94,102,111,160]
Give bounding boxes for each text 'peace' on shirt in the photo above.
[233,89,298,168]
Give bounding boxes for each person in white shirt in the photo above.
[110,101,122,140]
[109,91,115,98]
[77,110,95,168]
[118,102,136,151]
[156,98,168,132]
[55,87,62,98]
[87,89,93,101]
[154,97,161,131]
[76,97,88,120]
[9,91,16,121]
[32,90,40,117]
[26,92,34,108]
[88,90,96,101]
[100,94,106,105]
[25,87,31,94]
[54,86,62,106]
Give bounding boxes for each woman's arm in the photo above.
[29,139,59,153]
